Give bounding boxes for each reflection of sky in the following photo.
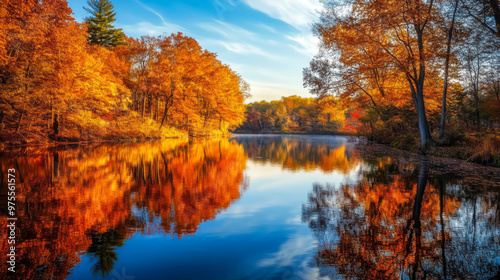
[67,137,359,280]
[62,134,500,280]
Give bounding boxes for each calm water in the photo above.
[1,135,500,280]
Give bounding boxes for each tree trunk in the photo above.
[413,157,428,228]
[416,92,432,150]
[0,111,4,132]
[149,95,153,119]
[16,112,23,132]
[156,96,160,121]
[159,96,171,129]
[141,95,146,118]
[415,25,432,151]
[439,0,459,139]
[489,0,500,36]
[53,113,59,137]
[474,87,480,131]
[438,177,447,279]
[409,77,432,151]
[47,113,51,131]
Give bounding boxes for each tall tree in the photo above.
[439,0,460,138]
[84,0,125,47]
[310,0,447,150]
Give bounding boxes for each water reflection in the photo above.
[1,135,499,279]
[235,135,359,173]
[0,139,247,279]
[302,153,500,279]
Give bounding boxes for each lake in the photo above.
[1,135,500,280]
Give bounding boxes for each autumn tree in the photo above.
[84,0,126,47]
[0,1,246,143]
[125,36,159,118]
[125,33,248,136]
[0,0,92,140]
[239,95,347,133]
[310,0,449,150]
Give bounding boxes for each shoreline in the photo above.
[2,133,499,168]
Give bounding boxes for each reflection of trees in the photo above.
[235,136,359,173]
[131,139,248,237]
[86,229,126,278]
[302,157,500,279]
[0,139,247,279]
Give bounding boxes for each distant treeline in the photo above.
[0,0,248,145]
[236,95,359,134]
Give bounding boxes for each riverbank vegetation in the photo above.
[302,0,500,166]
[0,0,248,146]
[236,95,356,134]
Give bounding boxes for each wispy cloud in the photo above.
[213,0,241,20]
[123,0,186,36]
[241,0,322,31]
[207,40,275,60]
[286,34,319,57]
[258,232,316,267]
[257,23,279,34]
[133,0,168,25]
[199,20,255,39]
[121,21,184,36]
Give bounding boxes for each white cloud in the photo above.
[287,33,320,57]
[258,232,316,267]
[121,21,184,36]
[133,0,168,25]
[123,0,186,36]
[241,0,322,31]
[257,231,331,280]
[199,20,256,39]
[208,40,275,59]
[257,23,279,34]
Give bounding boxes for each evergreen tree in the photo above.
[84,0,126,47]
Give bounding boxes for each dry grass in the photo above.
[430,131,500,167]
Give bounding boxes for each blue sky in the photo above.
[67,0,323,102]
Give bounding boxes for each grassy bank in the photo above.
[387,129,500,168]
[0,114,188,148]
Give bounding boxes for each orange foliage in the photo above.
[0,1,247,144]
[0,139,247,279]
[241,137,359,173]
[303,158,462,279]
[124,33,248,137]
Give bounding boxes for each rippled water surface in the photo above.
[1,135,500,279]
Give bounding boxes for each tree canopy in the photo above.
[0,0,248,145]
[304,0,500,154]
[84,0,126,47]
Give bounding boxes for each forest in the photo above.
[0,0,248,145]
[235,0,500,166]
[1,0,500,166]
[237,95,356,134]
[301,0,500,165]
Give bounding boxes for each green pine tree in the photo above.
[84,0,126,47]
